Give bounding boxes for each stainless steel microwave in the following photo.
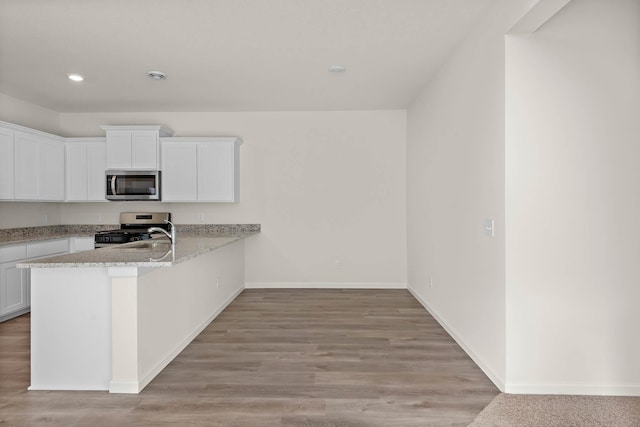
[106,170,161,201]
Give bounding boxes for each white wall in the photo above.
[0,93,60,134]
[406,0,537,390]
[58,110,407,287]
[505,0,640,395]
[0,203,62,229]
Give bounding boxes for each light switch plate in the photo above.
[484,219,494,237]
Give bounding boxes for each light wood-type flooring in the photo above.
[0,289,498,426]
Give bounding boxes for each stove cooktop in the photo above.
[94,230,153,245]
[94,212,172,247]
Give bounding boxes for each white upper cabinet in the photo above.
[86,142,107,200]
[198,140,239,202]
[14,130,65,201]
[102,126,173,170]
[131,131,159,169]
[0,127,14,200]
[65,143,86,200]
[160,137,241,202]
[161,141,198,201]
[41,138,65,200]
[104,130,131,169]
[14,131,41,199]
[65,139,106,201]
[0,121,244,204]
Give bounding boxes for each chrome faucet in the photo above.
[148,219,176,245]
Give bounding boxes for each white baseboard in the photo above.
[245,282,407,289]
[108,380,140,394]
[29,383,108,392]
[408,287,640,397]
[0,307,30,323]
[408,286,506,392]
[134,287,244,393]
[506,383,640,397]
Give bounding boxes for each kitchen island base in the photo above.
[29,239,245,393]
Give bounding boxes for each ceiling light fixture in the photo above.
[67,73,84,82]
[328,65,347,73]
[147,70,167,80]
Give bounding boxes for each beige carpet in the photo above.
[469,393,640,426]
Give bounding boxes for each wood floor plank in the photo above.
[0,289,498,425]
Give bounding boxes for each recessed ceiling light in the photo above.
[67,73,84,82]
[147,70,167,80]
[328,65,347,73]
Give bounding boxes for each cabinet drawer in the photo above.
[0,244,27,262]
[27,239,69,259]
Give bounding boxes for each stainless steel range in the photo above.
[94,212,172,248]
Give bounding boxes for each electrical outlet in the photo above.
[429,277,433,289]
[43,213,48,225]
[335,259,342,269]
[216,274,221,289]
[484,218,495,237]
[199,213,205,223]
[97,214,102,223]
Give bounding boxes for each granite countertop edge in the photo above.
[0,224,260,246]
[0,225,116,246]
[17,230,260,269]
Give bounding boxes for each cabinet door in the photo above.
[65,143,88,201]
[106,131,132,169]
[161,142,197,201]
[14,131,42,200]
[198,141,237,202]
[70,238,95,253]
[41,139,65,200]
[0,260,27,316]
[87,142,106,201]
[131,131,158,169]
[27,239,70,259]
[0,127,14,200]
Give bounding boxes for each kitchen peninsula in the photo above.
[18,225,259,394]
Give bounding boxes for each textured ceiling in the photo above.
[0,0,493,112]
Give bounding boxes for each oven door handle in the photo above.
[110,175,117,196]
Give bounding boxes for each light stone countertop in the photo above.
[0,225,116,246]
[18,231,259,268]
[0,224,260,247]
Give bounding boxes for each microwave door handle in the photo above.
[110,175,117,195]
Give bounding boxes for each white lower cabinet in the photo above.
[161,137,241,202]
[0,245,28,320]
[27,239,69,259]
[70,237,95,253]
[0,261,28,317]
[0,238,79,322]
